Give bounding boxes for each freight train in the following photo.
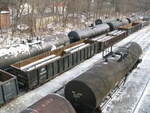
[0,15,149,69]
[21,42,142,113]
[9,30,127,90]
[0,15,149,108]
[68,17,139,42]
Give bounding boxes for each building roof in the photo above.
[55,3,66,7]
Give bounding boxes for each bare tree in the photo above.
[0,7,3,38]
[0,0,150,40]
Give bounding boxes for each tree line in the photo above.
[0,0,150,38]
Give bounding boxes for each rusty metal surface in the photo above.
[21,94,76,113]
[119,23,142,35]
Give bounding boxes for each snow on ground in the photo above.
[0,31,22,48]
[0,25,150,113]
[134,75,150,113]
[0,22,83,48]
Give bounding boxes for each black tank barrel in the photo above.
[107,18,129,31]
[127,16,140,23]
[95,17,117,25]
[68,24,110,43]
[65,42,142,113]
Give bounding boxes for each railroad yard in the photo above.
[0,24,149,113]
[1,1,150,113]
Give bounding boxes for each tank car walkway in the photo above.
[0,25,150,113]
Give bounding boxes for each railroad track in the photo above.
[132,78,150,113]
[100,77,127,111]
[112,26,150,52]
[1,24,149,113]
[131,38,150,113]
[54,86,65,96]
[53,31,150,112]
[53,26,150,112]
[129,26,150,42]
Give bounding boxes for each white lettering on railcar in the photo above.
[72,91,82,99]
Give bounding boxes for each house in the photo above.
[54,3,67,14]
[0,1,10,28]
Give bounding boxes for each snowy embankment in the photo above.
[0,25,150,113]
